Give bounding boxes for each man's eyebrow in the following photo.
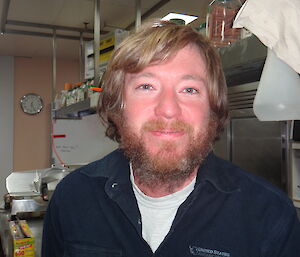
[181,74,207,84]
[130,72,155,79]
[129,72,207,84]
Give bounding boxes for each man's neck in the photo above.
[132,169,198,198]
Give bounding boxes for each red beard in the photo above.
[119,117,217,193]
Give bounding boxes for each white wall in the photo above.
[0,56,14,204]
[13,57,79,170]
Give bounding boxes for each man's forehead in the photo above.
[126,71,207,84]
[127,44,206,73]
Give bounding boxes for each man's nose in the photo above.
[154,89,182,119]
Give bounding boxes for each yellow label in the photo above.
[13,238,35,257]
[100,51,113,63]
[99,35,115,63]
[10,221,35,257]
[100,36,115,50]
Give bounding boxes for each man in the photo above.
[42,20,300,257]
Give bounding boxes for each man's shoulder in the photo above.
[78,148,128,177]
[57,149,128,190]
[209,154,293,207]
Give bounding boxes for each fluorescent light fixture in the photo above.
[161,13,198,25]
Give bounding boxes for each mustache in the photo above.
[142,119,193,133]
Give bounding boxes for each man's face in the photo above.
[120,44,216,189]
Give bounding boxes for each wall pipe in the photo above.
[0,0,10,34]
[52,29,57,104]
[50,29,57,165]
[126,0,170,31]
[93,0,101,87]
[7,19,94,33]
[5,28,92,41]
[79,32,84,81]
[135,0,141,31]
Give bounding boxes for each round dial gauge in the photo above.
[20,93,43,115]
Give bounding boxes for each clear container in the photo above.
[198,22,207,36]
[60,90,68,107]
[253,49,300,121]
[206,0,242,48]
[53,93,61,110]
[86,79,95,98]
[66,87,76,106]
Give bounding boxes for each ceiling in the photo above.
[0,0,212,60]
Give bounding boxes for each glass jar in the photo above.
[206,0,242,48]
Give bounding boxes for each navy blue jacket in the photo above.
[42,149,300,257]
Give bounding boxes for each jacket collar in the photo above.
[80,149,130,180]
[80,149,240,194]
[196,152,241,193]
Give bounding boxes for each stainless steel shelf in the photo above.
[219,35,267,87]
[54,98,96,119]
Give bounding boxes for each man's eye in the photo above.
[137,84,154,90]
[182,88,199,94]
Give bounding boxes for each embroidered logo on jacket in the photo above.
[189,246,230,257]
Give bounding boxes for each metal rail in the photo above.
[6,19,94,33]
[93,0,101,87]
[0,0,10,34]
[79,32,84,81]
[4,28,92,41]
[135,0,141,31]
[52,29,57,104]
[126,0,170,30]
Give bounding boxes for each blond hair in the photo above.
[98,20,228,142]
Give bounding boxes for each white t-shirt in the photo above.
[130,165,196,252]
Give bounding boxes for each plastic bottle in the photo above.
[206,0,242,48]
[198,22,207,36]
[54,93,61,110]
[74,82,84,103]
[61,83,71,107]
[253,48,300,121]
[65,84,76,106]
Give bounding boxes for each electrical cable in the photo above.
[51,119,66,166]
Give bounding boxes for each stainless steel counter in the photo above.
[0,210,43,257]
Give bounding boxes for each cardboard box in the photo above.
[9,220,35,257]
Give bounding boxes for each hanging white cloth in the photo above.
[233,0,300,73]
[233,0,300,121]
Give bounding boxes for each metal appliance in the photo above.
[213,82,288,191]
[5,165,72,218]
[213,35,289,192]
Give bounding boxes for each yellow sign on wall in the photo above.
[99,36,115,63]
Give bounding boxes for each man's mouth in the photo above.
[150,130,185,138]
[141,119,193,139]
